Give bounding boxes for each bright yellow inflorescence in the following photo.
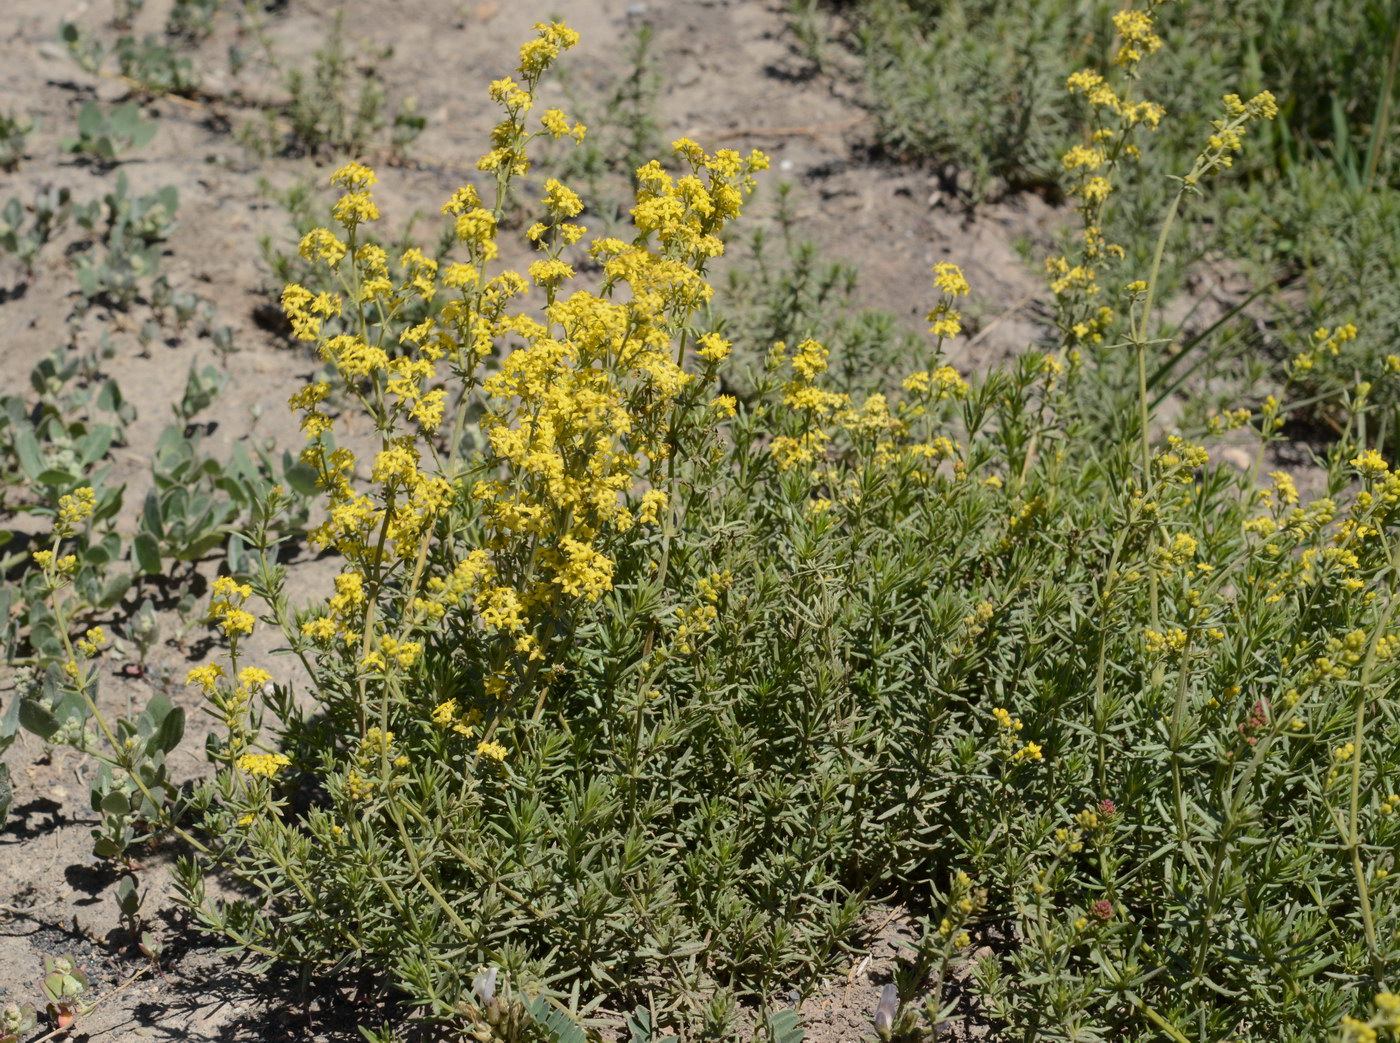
[276,21,774,741]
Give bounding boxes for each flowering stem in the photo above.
[1167,631,1203,877]
[1091,530,1129,793]
[1344,534,1400,979]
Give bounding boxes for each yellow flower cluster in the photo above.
[75,626,106,658]
[56,486,96,535]
[186,663,224,691]
[901,366,970,400]
[208,576,256,639]
[275,22,775,730]
[1152,532,1198,570]
[992,706,1043,763]
[1144,627,1188,656]
[236,752,291,778]
[1339,990,1400,1042]
[1111,8,1162,68]
[926,262,969,339]
[476,739,509,762]
[1291,324,1360,375]
[1206,407,1251,435]
[935,869,981,951]
[1153,435,1209,483]
[1184,91,1279,186]
[430,698,480,738]
[1288,327,1366,375]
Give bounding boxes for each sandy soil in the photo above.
[0,0,1057,1037]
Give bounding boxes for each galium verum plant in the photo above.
[154,10,1400,1041]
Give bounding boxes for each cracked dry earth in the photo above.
[0,0,1054,1037]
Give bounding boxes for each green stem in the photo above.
[1364,1,1400,192]
[46,566,213,858]
[1131,993,1191,1043]
[1344,532,1400,978]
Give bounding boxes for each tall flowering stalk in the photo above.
[274,25,771,748]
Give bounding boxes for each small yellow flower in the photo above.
[76,626,106,657]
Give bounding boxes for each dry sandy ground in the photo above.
[0,0,1057,1037]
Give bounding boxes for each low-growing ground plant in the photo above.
[60,4,210,97]
[0,187,73,278]
[62,101,157,165]
[238,13,422,161]
[0,698,17,828]
[71,172,177,308]
[113,33,201,96]
[1,338,310,860]
[165,0,223,43]
[0,112,35,171]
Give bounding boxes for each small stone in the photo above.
[1219,447,1252,471]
